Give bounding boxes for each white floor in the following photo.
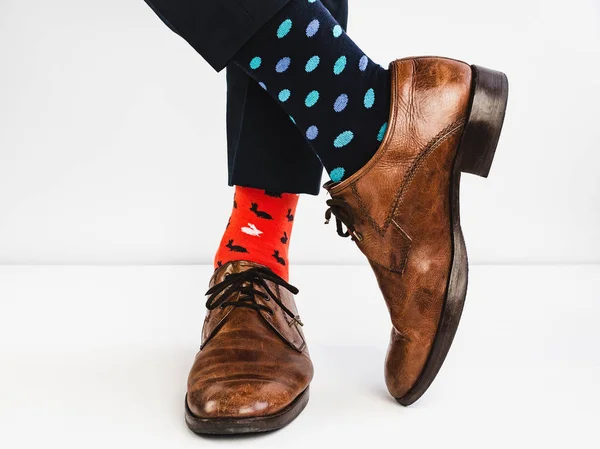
[0,265,598,448]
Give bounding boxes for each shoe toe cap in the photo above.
[385,327,434,399]
[187,378,299,419]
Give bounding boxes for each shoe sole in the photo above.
[397,65,509,406]
[185,387,310,435]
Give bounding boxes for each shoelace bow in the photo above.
[324,198,363,242]
[205,267,302,324]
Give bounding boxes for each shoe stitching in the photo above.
[408,59,417,122]
[351,120,466,236]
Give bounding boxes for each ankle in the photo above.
[214,186,298,281]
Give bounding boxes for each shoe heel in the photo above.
[459,65,509,178]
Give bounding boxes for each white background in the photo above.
[1,265,599,448]
[1,1,599,448]
[1,0,599,265]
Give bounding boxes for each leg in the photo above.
[139,0,350,436]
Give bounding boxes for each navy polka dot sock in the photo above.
[232,0,391,182]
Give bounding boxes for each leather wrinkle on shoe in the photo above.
[325,120,465,274]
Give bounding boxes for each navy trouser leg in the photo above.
[143,0,292,71]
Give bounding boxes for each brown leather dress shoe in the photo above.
[324,57,508,406]
[185,261,313,435]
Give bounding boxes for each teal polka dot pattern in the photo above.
[364,88,375,109]
[330,167,346,182]
[305,56,320,73]
[278,89,291,102]
[334,131,354,148]
[277,19,293,38]
[377,122,388,142]
[231,0,391,187]
[249,57,262,70]
[305,90,320,107]
[333,56,347,75]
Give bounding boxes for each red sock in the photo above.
[214,186,298,281]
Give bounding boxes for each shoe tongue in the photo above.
[210,260,270,286]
